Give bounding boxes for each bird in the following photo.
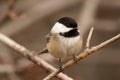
[46,17,82,71]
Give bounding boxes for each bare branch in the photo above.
[0,33,73,80]
[37,47,48,55]
[86,27,94,49]
[43,33,120,80]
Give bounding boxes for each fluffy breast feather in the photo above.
[47,34,82,58]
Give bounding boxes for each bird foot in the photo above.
[59,66,64,72]
[73,54,77,64]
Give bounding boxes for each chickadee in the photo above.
[46,17,82,70]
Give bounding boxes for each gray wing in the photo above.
[45,34,51,43]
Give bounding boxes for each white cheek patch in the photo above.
[51,22,72,33]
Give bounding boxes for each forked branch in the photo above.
[44,29,120,80]
[86,27,94,49]
[0,30,120,80]
[0,33,73,80]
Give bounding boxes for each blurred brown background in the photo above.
[0,0,120,80]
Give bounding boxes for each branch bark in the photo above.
[86,27,94,49]
[0,33,73,80]
[44,33,120,80]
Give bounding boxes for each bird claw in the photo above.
[73,54,77,64]
[59,66,64,72]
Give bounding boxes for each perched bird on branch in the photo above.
[46,17,82,71]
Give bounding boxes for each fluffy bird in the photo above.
[46,17,82,70]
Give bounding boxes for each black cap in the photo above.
[58,17,77,28]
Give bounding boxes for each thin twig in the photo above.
[43,33,120,80]
[37,47,48,55]
[86,27,94,49]
[0,33,73,80]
